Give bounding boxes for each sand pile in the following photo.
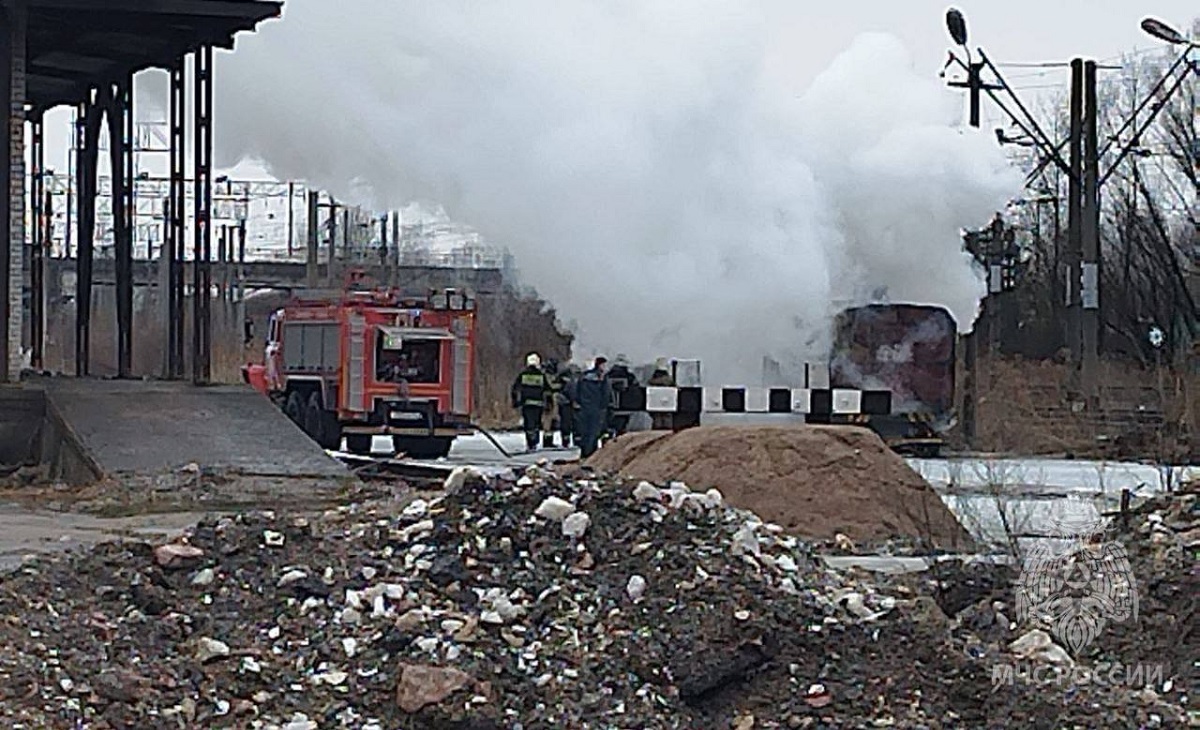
[585,425,970,549]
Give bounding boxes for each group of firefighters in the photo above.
[510,353,675,458]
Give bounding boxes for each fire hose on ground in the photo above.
[468,423,520,459]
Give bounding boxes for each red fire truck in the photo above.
[243,273,477,459]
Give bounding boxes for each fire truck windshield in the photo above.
[376,335,440,384]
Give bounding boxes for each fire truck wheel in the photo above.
[284,391,304,424]
[305,392,342,451]
[345,435,373,456]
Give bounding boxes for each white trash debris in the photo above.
[775,555,799,573]
[444,466,482,492]
[626,575,647,602]
[313,670,348,687]
[277,570,308,587]
[562,511,591,538]
[397,519,435,542]
[191,568,216,586]
[401,499,429,519]
[282,714,318,730]
[632,481,661,502]
[534,496,576,522]
[1009,629,1074,665]
[730,523,761,557]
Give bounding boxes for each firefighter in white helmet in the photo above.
[511,352,550,451]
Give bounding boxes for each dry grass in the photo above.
[965,355,1195,461]
[44,288,247,382]
[473,289,573,428]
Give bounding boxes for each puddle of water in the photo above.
[0,506,209,571]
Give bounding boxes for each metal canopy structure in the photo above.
[24,0,280,112]
[1,0,281,385]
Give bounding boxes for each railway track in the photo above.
[329,452,464,488]
[328,439,581,488]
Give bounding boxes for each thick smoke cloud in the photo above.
[216,0,1020,381]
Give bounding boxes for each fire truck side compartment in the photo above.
[282,322,339,374]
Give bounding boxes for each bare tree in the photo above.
[998,30,1198,365]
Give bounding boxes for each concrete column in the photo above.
[0,4,26,383]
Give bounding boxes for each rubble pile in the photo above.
[1090,481,1198,685]
[585,426,971,549]
[939,483,1197,727]
[0,463,51,489]
[0,467,1189,729]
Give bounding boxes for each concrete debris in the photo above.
[193,637,231,664]
[153,542,204,570]
[395,663,475,713]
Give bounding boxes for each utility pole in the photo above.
[379,212,389,272]
[327,196,338,285]
[342,208,350,263]
[948,60,1001,128]
[305,189,318,288]
[1080,60,1101,408]
[286,181,294,258]
[1065,59,1084,399]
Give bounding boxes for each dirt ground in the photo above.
[584,425,973,551]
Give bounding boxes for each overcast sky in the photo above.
[39,0,1198,180]
[763,0,1195,84]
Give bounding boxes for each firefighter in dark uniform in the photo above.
[553,363,579,448]
[576,357,612,459]
[511,353,550,451]
[541,358,562,448]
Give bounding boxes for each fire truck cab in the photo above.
[243,273,477,459]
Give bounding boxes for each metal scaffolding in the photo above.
[0,0,281,383]
[167,58,186,380]
[193,44,214,386]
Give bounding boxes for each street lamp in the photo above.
[946,8,968,48]
[1140,17,1190,46]
[945,7,996,127]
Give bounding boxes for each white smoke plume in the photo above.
[215,0,1021,381]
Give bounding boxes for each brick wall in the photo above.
[4,6,23,383]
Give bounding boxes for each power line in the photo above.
[994,61,1073,68]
